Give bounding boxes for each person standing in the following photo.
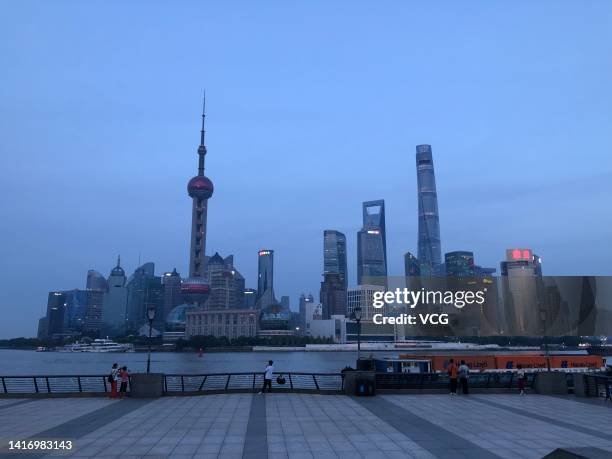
[517,364,526,395]
[458,360,470,395]
[447,359,458,395]
[259,360,274,394]
[108,363,119,399]
[119,366,130,399]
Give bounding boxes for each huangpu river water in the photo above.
[0,349,399,376]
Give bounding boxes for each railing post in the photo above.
[45,376,50,393]
[225,375,231,390]
[199,376,208,392]
[103,376,107,393]
[164,375,168,393]
[508,372,514,390]
[33,377,39,393]
[1,377,6,394]
[77,376,82,393]
[252,373,256,390]
[486,373,491,388]
[181,375,185,393]
[288,373,293,390]
[312,374,319,390]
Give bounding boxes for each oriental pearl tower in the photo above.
[181,96,214,306]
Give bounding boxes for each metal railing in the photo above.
[376,372,537,391]
[163,372,344,394]
[0,375,121,395]
[583,374,612,401]
[0,373,343,396]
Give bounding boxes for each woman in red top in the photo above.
[119,366,129,398]
[447,359,458,395]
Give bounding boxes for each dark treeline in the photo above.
[0,335,596,350]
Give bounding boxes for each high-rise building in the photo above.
[320,273,347,319]
[45,292,67,338]
[323,230,347,288]
[182,97,214,307]
[206,253,245,310]
[125,262,159,332]
[299,293,314,332]
[102,256,128,336]
[62,289,89,333]
[161,268,183,322]
[416,144,442,276]
[404,252,420,277]
[256,250,276,308]
[243,288,257,309]
[280,295,290,310]
[84,270,107,333]
[500,248,542,335]
[445,251,475,278]
[347,285,386,322]
[357,200,387,286]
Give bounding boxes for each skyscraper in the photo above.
[161,268,182,321]
[319,273,347,319]
[323,230,347,288]
[357,200,387,286]
[445,251,475,278]
[206,253,245,310]
[125,262,159,332]
[404,251,420,277]
[416,144,442,276]
[182,96,214,306]
[256,250,276,309]
[500,248,542,335]
[102,256,128,336]
[299,293,314,332]
[84,269,107,333]
[45,291,67,338]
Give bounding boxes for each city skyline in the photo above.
[2,1,612,338]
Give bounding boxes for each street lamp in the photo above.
[146,306,156,374]
[353,305,362,361]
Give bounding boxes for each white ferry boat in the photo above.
[87,339,134,353]
[58,339,134,353]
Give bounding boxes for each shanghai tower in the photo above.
[416,144,442,276]
[182,97,214,306]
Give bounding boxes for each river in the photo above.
[0,349,399,376]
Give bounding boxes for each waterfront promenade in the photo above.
[0,394,611,459]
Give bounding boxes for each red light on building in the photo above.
[507,248,533,262]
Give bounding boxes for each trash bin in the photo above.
[355,378,375,396]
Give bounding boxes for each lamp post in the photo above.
[146,306,156,374]
[353,305,362,362]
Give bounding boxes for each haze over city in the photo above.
[1,1,611,338]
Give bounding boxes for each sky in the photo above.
[1,1,611,338]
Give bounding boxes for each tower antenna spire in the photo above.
[117,254,121,267]
[200,91,206,146]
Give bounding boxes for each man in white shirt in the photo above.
[259,360,274,394]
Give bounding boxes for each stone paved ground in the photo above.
[0,394,610,459]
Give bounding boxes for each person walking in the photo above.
[458,360,470,395]
[517,364,526,395]
[259,360,274,394]
[447,359,458,395]
[108,363,119,399]
[119,366,130,399]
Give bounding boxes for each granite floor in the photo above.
[0,393,610,459]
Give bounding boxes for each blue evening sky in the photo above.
[1,1,611,338]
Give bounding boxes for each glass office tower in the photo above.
[323,230,348,288]
[416,144,442,276]
[357,200,387,286]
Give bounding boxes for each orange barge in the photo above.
[397,353,604,371]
